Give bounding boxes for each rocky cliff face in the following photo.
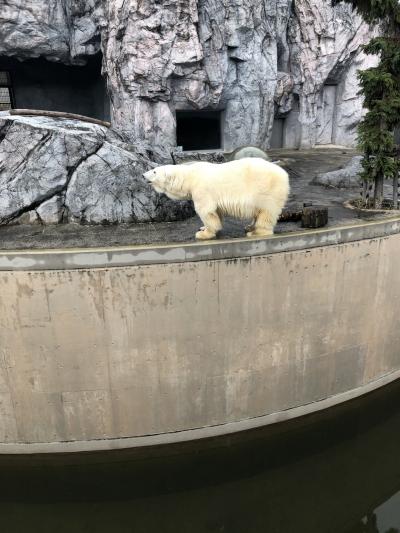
[0,0,375,152]
[98,0,375,149]
[287,1,374,148]
[0,1,101,63]
[0,114,193,225]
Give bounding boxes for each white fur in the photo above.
[143,158,290,240]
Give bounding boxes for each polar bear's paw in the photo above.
[246,228,274,238]
[196,228,217,240]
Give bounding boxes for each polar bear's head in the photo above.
[143,166,171,193]
[143,165,191,201]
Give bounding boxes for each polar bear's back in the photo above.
[185,158,289,196]
[180,157,289,220]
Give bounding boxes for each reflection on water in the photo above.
[348,491,400,533]
[1,379,400,533]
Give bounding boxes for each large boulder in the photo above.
[312,156,362,188]
[0,113,193,225]
[228,146,270,162]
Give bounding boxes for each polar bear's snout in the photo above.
[143,170,156,181]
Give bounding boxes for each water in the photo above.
[1,379,400,533]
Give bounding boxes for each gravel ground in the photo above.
[0,148,397,250]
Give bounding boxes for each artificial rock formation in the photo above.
[0,114,193,224]
[313,156,362,188]
[0,1,376,152]
[0,1,102,64]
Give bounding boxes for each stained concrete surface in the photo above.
[2,228,400,447]
[0,148,395,250]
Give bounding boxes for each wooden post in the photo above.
[10,109,111,128]
[301,206,329,228]
[278,208,303,222]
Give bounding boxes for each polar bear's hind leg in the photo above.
[246,201,282,237]
[246,210,274,237]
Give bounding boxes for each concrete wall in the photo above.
[1,219,400,453]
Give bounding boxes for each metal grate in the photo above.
[0,72,13,110]
[0,87,12,110]
[0,72,10,86]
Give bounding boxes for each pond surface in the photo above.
[1,378,400,533]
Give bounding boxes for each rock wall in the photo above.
[0,114,193,224]
[0,1,375,151]
[0,1,102,64]
[287,1,375,148]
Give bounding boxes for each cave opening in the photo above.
[176,110,223,151]
[0,53,110,121]
[271,95,301,149]
[271,118,285,149]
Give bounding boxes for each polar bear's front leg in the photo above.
[195,211,222,240]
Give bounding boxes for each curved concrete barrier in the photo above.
[1,217,400,453]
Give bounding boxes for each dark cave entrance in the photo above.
[271,118,285,149]
[176,110,223,151]
[0,53,110,122]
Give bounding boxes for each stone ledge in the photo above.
[0,216,399,271]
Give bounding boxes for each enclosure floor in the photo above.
[0,148,395,250]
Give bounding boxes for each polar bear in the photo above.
[143,158,289,240]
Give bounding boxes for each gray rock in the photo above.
[0,0,102,64]
[274,73,295,116]
[0,114,193,225]
[228,146,270,162]
[36,196,63,224]
[172,150,226,165]
[313,156,362,188]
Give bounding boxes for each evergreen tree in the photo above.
[336,0,400,208]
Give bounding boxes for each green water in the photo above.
[1,379,400,533]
